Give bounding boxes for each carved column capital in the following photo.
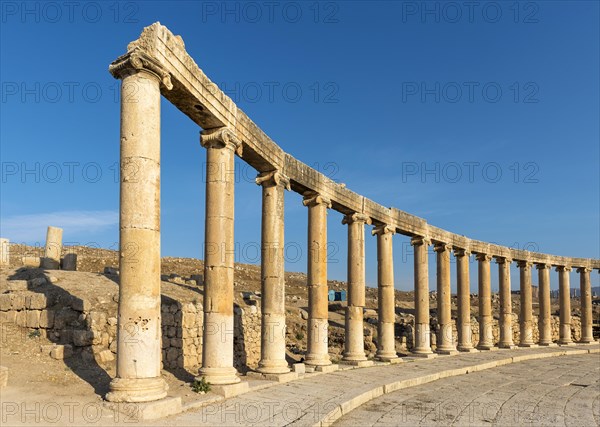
[256,170,290,190]
[342,212,371,226]
[410,235,431,247]
[302,191,331,208]
[109,48,173,90]
[372,224,395,236]
[576,267,591,274]
[200,127,243,156]
[475,253,492,262]
[453,248,470,258]
[495,256,512,264]
[517,260,533,269]
[556,265,572,272]
[535,262,553,270]
[433,242,452,253]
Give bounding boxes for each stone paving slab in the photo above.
[150,343,599,426]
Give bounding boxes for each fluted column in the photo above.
[303,192,332,366]
[434,242,457,354]
[106,50,172,402]
[454,248,476,352]
[557,266,573,345]
[198,127,243,385]
[517,261,536,347]
[342,213,371,363]
[577,267,594,343]
[373,224,399,362]
[536,263,554,346]
[256,171,290,374]
[476,253,494,350]
[496,257,515,348]
[411,236,435,357]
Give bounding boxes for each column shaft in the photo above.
[557,266,573,345]
[374,225,398,361]
[536,263,553,345]
[412,236,433,355]
[518,261,536,346]
[476,253,494,350]
[42,226,63,269]
[0,238,9,268]
[497,257,515,348]
[435,243,456,354]
[577,267,594,343]
[455,249,475,351]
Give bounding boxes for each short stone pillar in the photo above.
[61,253,78,271]
[373,224,398,362]
[342,213,371,363]
[517,261,536,347]
[41,226,63,269]
[106,50,172,402]
[303,192,332,366]
[434,242,457,354]
[476,253,494,350]
[454,248,476,352]
[557,266,573,345]
[577,267,594,343]
[198,127,243,385]
[536,263,553,345]
[496,257,515,348]
[256,171,291,374]
[0,238,9,268]
[411,236,435,356]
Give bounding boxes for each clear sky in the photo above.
[1,1,598,292]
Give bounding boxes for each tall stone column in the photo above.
[106,50,172,402]
[517,261,536,347]
[198,127,243,385]
[0,238,9,268]
[256,171,291,374]
[411,236,435,356]
[434,242,457,354]
[577,267,594,343]
[496,257,515,348]
[557,266,573,345]
[476,253,494,350]
[373,224,399,362]
[41,226,63,269]
[454,248,476,352]
[303,192,332,366]
[536,263,553,345]
[342,213,371,363]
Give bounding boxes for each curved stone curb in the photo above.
[314,346,600,427]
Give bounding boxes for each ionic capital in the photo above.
[495,256,512,264]
[372,224,395,236]
[410,235,431,247]
[453,248,471,258]
[517,260,533,269]
[433,242,452,253]
[342,213,372,226]
[200,128,243,156]
[475,253,492,262]
[556,265,572,272]
[109,48,173,90]
[302,191,331,208]
[535,262,552,270]
[576,267,591,274]
[256,170,290,190]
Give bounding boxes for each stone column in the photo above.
[411,236,435,356]
[496,257,515,348]
[577,267,594,343]
[476,253,494,350]
[41,226,63,269]
[256,171,291,374]
[0,238,9,268]
[454,248,476,352]
[517,261,536,347]
[434,242,457,354]
[373,224,399,362]
[536,263,553,345]
[557,266,573,345]
[342,213,371,363]
[106,50,172,402]
[303,192,332,366]
[198,127,243,385]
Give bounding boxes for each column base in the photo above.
[497,341,516,349]
[375,352,399,362]
[211,382,249,398]
[457,346,479,353]
[579,338,596,344]
[105,377,168,403]
[436,348,459,355]
[411,351,437,359]
[304,353,331,367]
[342,352,368,362]
[341,359,375,367]
[256,360,290,375]
[197,366,240,385]
[538,342,558,347]
[476,344,497,351]
[557,341,576,346]
[518,343,538,348]
[246,371,298,383]
[315,364,339,373]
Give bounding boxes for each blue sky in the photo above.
[1,1,598,292]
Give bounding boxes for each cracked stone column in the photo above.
[373,224,399,362]
[0,238,9,268]
[342,213,371,363]
[455,248,476,352]
[41,226,63,269]
[476,253,494,350]
[577,267,594,343]
[256,171,291,374]
[536,263,553,345]
[434,242,457,355]
[557,265,573,345]
[303,192,332,366]
[496,257,515,348]
[517,261,536,347]
[411,236,435,356]
[198,127,243,385]
[106,50,172,402]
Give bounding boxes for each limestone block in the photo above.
[73,330,94,346]
[39,310,55,328]
[28,277,47,288]
[0,366,8,388]
[7,280,28,292]
[0,311,16,324]
[50,344,73,360]
[71,298,91,313]
[97,349,115,363]
[181,312,197,328]
[61,253,77,271]
[0,294,11,311]
[21,256,40,268]
[26,310,40,328]
[26,293,47,310]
